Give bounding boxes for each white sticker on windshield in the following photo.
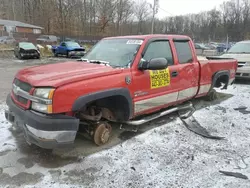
[126,40,143,45]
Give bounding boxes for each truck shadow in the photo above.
[8,91,233,169]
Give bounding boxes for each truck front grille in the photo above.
[12,78,32,106]
[13,78,32,92]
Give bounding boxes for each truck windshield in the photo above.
[227,42,250,53]
[84,38,143,68]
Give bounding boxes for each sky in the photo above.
[146,0,231,18]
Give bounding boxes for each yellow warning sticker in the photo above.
[149,68,170,89]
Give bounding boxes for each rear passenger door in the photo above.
[173,39,200,101]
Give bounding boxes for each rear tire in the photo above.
[17,52,22,60]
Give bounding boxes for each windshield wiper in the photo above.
[78,58,110,66]
[89,60,110,66]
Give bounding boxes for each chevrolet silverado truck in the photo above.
[5,34,237,149]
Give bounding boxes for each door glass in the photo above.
[174,41,193,64]
[143,41,174,65]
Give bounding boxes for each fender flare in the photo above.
[211,70,230,90]
[72,88,133,119]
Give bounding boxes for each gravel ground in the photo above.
[0,58,249,187]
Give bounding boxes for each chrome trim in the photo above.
[125,102,193,126]
[13,84,52,105]
[134,92,178,113]
[178,87,198,100]
[198,84,211,94]
[26,124,77,143]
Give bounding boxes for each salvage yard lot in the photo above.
[0,58,250,187]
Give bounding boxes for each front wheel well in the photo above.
[80,95,131,122]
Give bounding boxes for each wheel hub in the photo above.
[93,122,112,146]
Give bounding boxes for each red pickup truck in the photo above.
[5,34,237,149]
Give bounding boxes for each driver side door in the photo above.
[131,39,180,116]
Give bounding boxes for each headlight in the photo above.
[32,102,53,113]
[33,88,54,99]
[32,88,55,113]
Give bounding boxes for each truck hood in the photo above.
[16,62,122,87]
[221,53,250,62]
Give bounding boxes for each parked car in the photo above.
[220,40,250,79]
[0,36,16,44]
[194,43,210,50]
[14,42,40,59]
[36,35,58,45]
[52,41,85,58]
[5,34,237,149]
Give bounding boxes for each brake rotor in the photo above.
[93,122,112,146]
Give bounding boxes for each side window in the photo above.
[61,43,66,46]
[143,41,174,65]
[174,41,193,64]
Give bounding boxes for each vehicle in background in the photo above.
[0,36,16,44]
[5,34,237,149]
[194,43,210,50]
[52,41,85,58]
[36,35,58,45]
[220,40,250,79]
[14,42,40,59]
[204,43,217,50]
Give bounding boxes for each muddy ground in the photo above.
[0,57,249,187]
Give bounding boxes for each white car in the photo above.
[221,40,250,79]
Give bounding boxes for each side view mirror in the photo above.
[138,58,168,70]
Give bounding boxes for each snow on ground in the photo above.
[0,105,16,154]
[0,84,250,188]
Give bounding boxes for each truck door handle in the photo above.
[171,71,178,77]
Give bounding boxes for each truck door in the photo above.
[131,39,180,116]
[172,39,199,101]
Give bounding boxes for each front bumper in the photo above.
[5,94,79,149]
[20,53,39,58]
[69,51,85,57]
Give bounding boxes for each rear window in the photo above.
[174,41,193,64]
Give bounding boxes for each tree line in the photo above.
[0,0,249,42]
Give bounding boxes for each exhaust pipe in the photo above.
[124,102,193,126]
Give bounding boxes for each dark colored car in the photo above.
[14,42,40,59]
[53,41,85,58]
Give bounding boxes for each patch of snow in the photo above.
[0,105,16,153]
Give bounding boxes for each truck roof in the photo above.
[104,34,191,40]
